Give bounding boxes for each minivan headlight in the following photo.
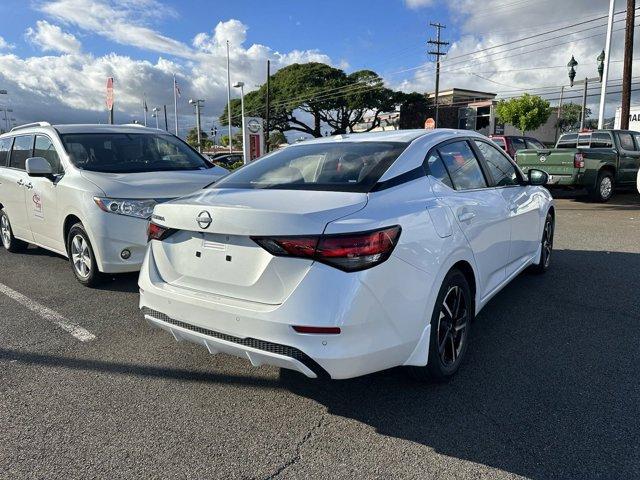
[94,197,156,219]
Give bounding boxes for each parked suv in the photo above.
[489,135,546,158]
[0,122,227,286]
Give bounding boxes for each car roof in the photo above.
[289,128,484,146]
[0,123,167,137]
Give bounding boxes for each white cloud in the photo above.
[0,36,15,50]
[404,0,433,9]
[26,20,81,54]
[392,0,635,119]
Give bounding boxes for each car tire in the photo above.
[0,210,28,253]
[529,212,554,274]
[588,170,614,202]
[67,223,103,288]
[409,269,473,382]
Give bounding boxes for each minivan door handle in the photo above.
[458,211,476,222]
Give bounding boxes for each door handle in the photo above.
[458,211,476,222]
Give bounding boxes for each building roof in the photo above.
[426,88,497,99]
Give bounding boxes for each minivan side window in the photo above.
[9,135,34,170]
[0,137,12,167]
[437,141,487,190]
[34,135,63,174]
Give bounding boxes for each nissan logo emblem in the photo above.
[539,155,547,163]
[196,211,212,229]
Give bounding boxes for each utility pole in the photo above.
[580,78,588,130]
[598,0,615,129]
[427,22,449,128]
[265,59,270,153]
[555,85,564,142]
[163,105,168,131]
[621,0,636,129]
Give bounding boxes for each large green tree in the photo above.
[495,94,552,135]
[220,62,401,138]
[186,128,211,150]
[557,103,592,133]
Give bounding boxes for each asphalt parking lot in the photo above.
[1,191,639,480]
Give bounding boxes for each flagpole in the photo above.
[226,40,232,153]
[173,74,179,136]
[143,93,148,126]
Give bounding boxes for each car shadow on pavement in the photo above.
[278,249,640,479]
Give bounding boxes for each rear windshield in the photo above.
[60,133,211,173]
[211,141,408,192]
[557,133,578,148]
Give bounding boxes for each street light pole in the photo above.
[580,78,588,130]
[598,0,615,129]
[189,99,204,152]
[233,81,246,164]
[226,40,233,154]
[152,107,160,129]
[0,90,7,132]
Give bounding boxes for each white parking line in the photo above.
[0,282,96,342]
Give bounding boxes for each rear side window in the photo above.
[617,132,636,151]
[34,135,63,174]
[0,137,12,167]
[510,137,526,152]
[425,152,453,188]
[577,134,591,147]
[437,141,487,190]
[590,132,612,148]
[9,135,34,170]
[557,133,577,148]
[474,140,519,187]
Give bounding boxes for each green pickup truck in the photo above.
[514,130,640,202]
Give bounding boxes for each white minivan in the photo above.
[0,122,227,287]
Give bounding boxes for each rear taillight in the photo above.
[574,153,585,169]
[147,222,176,242]
[251,225,401,272]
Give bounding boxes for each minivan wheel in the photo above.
[0,210,28,253]
[409,269,472,382]
[588,171,614,202]
[67,223,103,287]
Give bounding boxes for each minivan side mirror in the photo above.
[25,157,54,179]
[528,168,548,186]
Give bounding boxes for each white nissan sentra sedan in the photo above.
[0,122,227,286]
[139,129,554,381]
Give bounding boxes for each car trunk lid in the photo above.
[150,188,368,304]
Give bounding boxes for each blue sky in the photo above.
[0,0,632,131]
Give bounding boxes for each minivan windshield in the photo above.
[211,141,408,192]
[60,133,211,173]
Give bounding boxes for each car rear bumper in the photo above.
[138,244,434,379]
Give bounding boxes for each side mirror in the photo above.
[26,157,54,179]
[528,168,548,186]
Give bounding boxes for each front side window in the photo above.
[212,141,408,192]
[9,135,34,170]
[34,135,63,174]
[425,152,453,188]
[474,140,519,187]
[590,132,613,148]
[510,137,526,153]
[60,133,211,173]
[0,137,12,167]
[617,132,636,151]
[437,141,487,190]
[525,138,545,150]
